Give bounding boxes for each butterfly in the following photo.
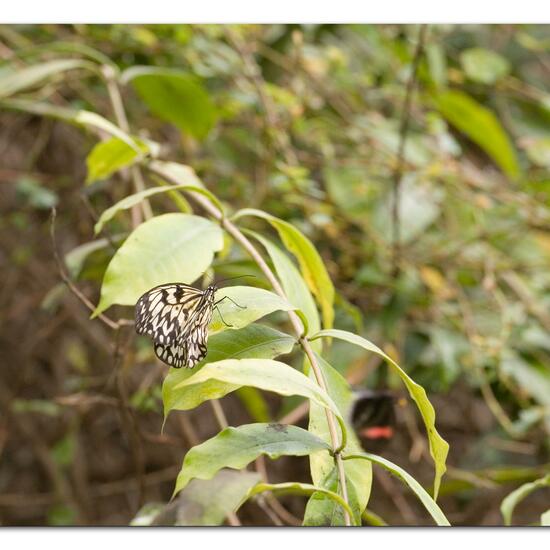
[135,281,245,369]
[135,282,218,369]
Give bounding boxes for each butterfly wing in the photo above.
[136,283,216,369]
[135,283,203,346]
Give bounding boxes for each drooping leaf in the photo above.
[501,473,550,526]
[86,137,149,184]
[93,213,223,315]
[0,59,97,99]
[433,89,520,179]
[235,209,334,329]
[343,453,451,526]
[163,324,295,415]
[311,329,449,499]
[245,230,320,337]
[174,423,331,496]
[169,358,346,443]
[123,66,217,139]
[0,98,140,151]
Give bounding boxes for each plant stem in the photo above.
[391,24,428,277]
[101,65,153,224]
[147,163,352,525]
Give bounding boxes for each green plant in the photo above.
[0,31,453,527]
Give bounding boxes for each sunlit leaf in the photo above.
[86,137,149,184]
[93,213,223,315]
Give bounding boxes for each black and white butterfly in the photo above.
[135,282,228,369]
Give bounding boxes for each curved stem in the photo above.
[147,163,351,525]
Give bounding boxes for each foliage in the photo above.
[2,23,550,527]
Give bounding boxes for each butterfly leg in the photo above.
[214,296,247,309]
[214,305,234,328]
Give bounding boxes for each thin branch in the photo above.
[101,65,153,224]
[50,208,121,331]
[391,25,428,277]
[147,163,352,525]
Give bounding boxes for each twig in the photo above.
[50,208,120,331]
[147,163,352,526]
[101,65,153,225]
[391,25,428,277]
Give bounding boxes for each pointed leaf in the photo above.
[312,329,449,500]
[344,453,451,526]
[245,230,320,336]
[236,209,334,329]
[433,90,520,179]
[170,358,346,445]
[174,423,331,495]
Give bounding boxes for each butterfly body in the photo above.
[135,283,217,369]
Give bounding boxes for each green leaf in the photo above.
[0,99,140,151]
[244,482,357,526]
[541,509,550,526]
[86,137,149,184]
[209,286,296,334]
[304,354,372,526]
[93,213,223,316]
[235,209,334,329]
[460,48,510,85]
[343,453,451,526]
[134,470,261,526]
[93,183,220,234]
[245,230,320,336]
[312,329,449,500]
[163,324,295,415]
[170,358,346,445]
[433,90,520,179]
[501,473,550,526]
[123,66,217,139]
[174,423,331,496]
[0,59,97,99]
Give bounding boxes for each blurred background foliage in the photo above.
[0,23,549,526]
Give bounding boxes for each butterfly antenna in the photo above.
[215,274,257,286]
